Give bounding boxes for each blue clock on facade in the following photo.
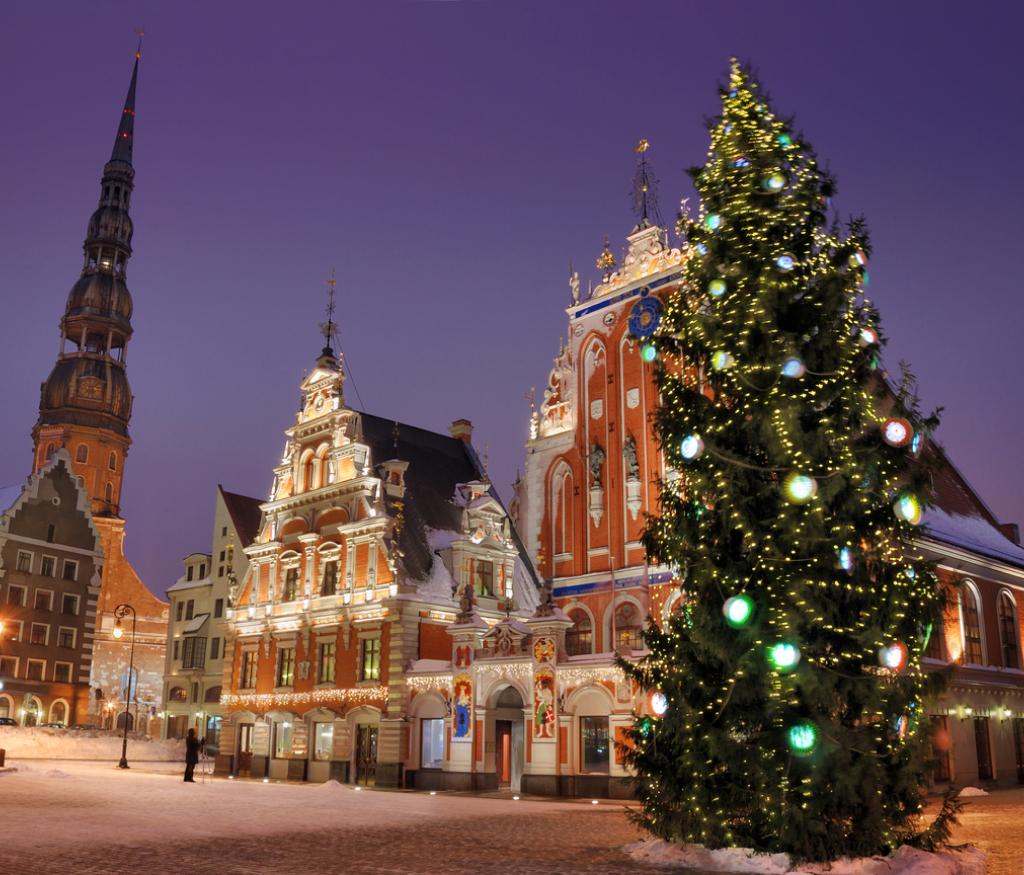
[628,297,661,338]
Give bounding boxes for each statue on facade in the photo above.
[589,443,606,489]
[623,435,640,479]
[534,577,556,618]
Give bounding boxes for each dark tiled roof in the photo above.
[219,486,263,548]
[359,412,536,587]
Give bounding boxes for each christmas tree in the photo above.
[623,61,947,862]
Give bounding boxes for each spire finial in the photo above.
[631,138,662,230]
[319,269,337,357]
[110,45,140,165]
[597,235,616,282]
[135,28,144,59]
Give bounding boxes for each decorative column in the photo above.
[445,588,489,791]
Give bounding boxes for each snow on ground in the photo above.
[0,760,586,854]
[958,786,989,797]
[0,726,183,760]
[625,839,987,875]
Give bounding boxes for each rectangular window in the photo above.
[240,651,258,688]
[472,560,494,597]
[274,721,293,758]
[182,637,207,670]
[57,626,76,648]
[185,600,195,621]
[321,561,338,596]
[199,564,206,578]
[46,524,55,544]
[7,585,25,606]
[359,638,381,682]
[421,718,445,769]
[218,566,224,577]
[221,527,228,537]
[219,550,226,562]
[580,716,610,773]
[41,556,56,577]
[974,716,993,780]
[61,594,79,615]
[318,640,336,683]
[26,659,45,681]
[173,639,180,660]
[34,590,53,611]
[276,646,295,687]
[6,621,23,642]
[16,551,32,573]
[62,560,78,581]
[314,722,333,761]
[54,662,72,684]
[210,638,221,660]
[0,656,18,678]
[186,566,194,582]
[175,601,184,622]
[30,623,49,646]
[214,598,224,619]
[283,568,299,602]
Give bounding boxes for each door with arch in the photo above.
[491,685,525,793]
[22,697,41,727]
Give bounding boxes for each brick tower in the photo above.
[31,48,168,730]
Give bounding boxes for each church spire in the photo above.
[110,47,140,166]
[32,47,143,517]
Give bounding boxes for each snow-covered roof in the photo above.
[166,575,212,594]
[923,506,1024,569]
[182,613,210,634]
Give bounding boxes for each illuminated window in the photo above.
[318,640,336,684]
[614,603,644,652]
[580,716,609,773]
[169,686,187,702]
[240,651,257,689]
[421,718,444,769]
[960,586,984,664]
[16,551,32,573]
[321,561,338,596]
[565,609,593,656]
[314,722,333,761]
[472,560,493,597]
[998,591,1020,670]
[283,568,299,602]
[276,646,295,687]
[360,638,381,682]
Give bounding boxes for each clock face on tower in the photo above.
[628,297,662,338]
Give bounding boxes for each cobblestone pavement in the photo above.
[945,786,1024,874]
[8,761,1022,874]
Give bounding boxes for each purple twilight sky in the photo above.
[2,2,1022,598]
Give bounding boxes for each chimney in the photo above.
[449,419,473,443]
[998,522,1021,545]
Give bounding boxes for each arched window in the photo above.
[169,686,187,702]
[105,483,114,504]
[0,695,12,719]
[614,602,644,652]
[997,591,1020,670]
[551,466,575,559]
[45,443,56,461]
[299,450,315,493]
[75,445,88,464]
[49,700,68,726]
[22,697,41,727]
[204,685,222,704]
[565,609,593,656]
[108,451,117,471]
[960,584,984,665]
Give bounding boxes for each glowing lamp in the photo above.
[723,594,754,628]
[708,279,727,297]
[767,642,800,672]
[882,418,913,448]
[762,172,785,192]
[894,493,922,525]
[112,621,124,640]
[650,691,669,717]
[781,357,806,378]
[641,342,657,363]
[704,213,722,231]
[859,327,879,346]
[788,722,818,754]
[775,254,795,272]
[680,435,705,461]
[711,351,734,370]
[879,640,908,673]
[783,472,817,504]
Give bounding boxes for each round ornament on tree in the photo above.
[781,357,806,378]
[784,472,818,504]
[882,417,913,447]
[680,435,705,461]
[788,722,818,755]
[723,594,754,627]
[767,641,801,672]
[893,492,923,525]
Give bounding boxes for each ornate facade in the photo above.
[29,51,167,730]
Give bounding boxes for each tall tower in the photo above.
[32,53,139,513]
[30,49,168,728]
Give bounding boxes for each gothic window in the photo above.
[75,445,89,464]
[566,609,593,656]
[552,466,575,559]
[105,483,114,504]
[998,591,1020,670]
[614,603,644,652]
[960,584,984,665]
[108,451,117,471]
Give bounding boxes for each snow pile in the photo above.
[0,727,184,761]
[957,786,989,797]
[625,840,986,874]
[45,769,73,779]
[314,779,345,793]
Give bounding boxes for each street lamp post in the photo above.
[111,603,137,769]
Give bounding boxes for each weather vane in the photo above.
[319,269,337,355]
[631,138,662,228]
[135,28,144,59]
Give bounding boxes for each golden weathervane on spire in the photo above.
[635,138,650,154]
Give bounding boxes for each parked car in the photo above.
[0,717,17,727]
[40,722,66,729]
[69,723,99,731]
